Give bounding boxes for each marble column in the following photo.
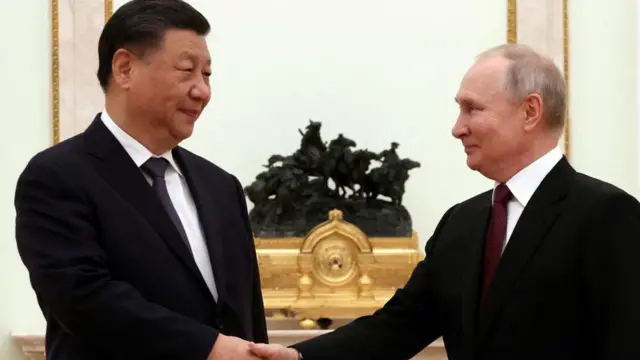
[53,0,112,143]
[508,0,569,158]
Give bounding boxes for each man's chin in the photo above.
[466,155,481,171]
[172,125,195,143]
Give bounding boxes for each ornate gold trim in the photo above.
[105,0,113,22]
[507,0,570,158]
[51,0,59,145]
[257,210,422,320]
[507,0,517,44]
[562,0,570,159]
[300,209,372,254]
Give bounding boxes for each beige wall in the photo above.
[569,0,638,195]
[0,2,52,359]
[1,1,638,359]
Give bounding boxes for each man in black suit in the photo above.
[249,44,640,360]
[14,1,267,359]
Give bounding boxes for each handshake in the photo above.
[209,334,300,360]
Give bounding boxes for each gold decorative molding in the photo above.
[562,0,570,159]
[51,0,113,145]
[105,0,113,22]
[51,0,59,145]
[507,0,517,44]
[507,0,569,158]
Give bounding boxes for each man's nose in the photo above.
[190,78,211,102]
[452,114,468,139]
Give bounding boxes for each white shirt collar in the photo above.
[100,110,183,177]
[494,147,563,206]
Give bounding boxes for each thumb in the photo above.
[248,342,279,357]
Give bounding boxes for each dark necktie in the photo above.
[141,157,192,252]
[481,183,511,303]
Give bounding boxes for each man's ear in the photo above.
[522,93,543,132]
[111,48,136,90]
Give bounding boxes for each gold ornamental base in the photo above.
[254,209,423,328]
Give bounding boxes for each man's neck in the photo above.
[494,138,559,183]
[105,101,175,156]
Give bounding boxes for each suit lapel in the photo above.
[172,147,227,303]
[459,195,492,351]
[477,157,574,342]
[82,115,209,292]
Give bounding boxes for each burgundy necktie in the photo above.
[481,183,511,303]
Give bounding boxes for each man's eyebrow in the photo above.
[178,50,211,65]
[456,95,481,105]
[455,96,471,105]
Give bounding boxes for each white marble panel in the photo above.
[513,0,569,156]
[54,0,111,143]
[517,0,565,70]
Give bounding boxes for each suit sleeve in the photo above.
[14,157,218,360]
[232,176,269,344]
[290,205,458,360]
[583,192,640,359]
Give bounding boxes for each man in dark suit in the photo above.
[249,44,640,360]
[14,1,267,359]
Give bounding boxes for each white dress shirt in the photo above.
[101,111,218,301]
[494,147,563,252]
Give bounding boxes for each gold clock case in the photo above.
[255,209,423,327]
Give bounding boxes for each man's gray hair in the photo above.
[477,44,566,131]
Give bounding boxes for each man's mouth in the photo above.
[180,109,200,117]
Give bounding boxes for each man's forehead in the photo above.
[177,48,211,62]
[455,89,486,106]
[457,60,506,97]
[464,57,508,83]
[161,30,210,55]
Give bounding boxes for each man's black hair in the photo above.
[97,0,210,91]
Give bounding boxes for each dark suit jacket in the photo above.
[292,157,640,360]
[14,115,268,360]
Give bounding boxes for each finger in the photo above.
[248,342,278,357]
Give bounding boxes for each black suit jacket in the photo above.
[292,157,640,360]
[14,115,268,360]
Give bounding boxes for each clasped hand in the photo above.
[209,334,298,360]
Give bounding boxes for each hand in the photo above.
[248,342,299,360]
[208,334,262,360]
